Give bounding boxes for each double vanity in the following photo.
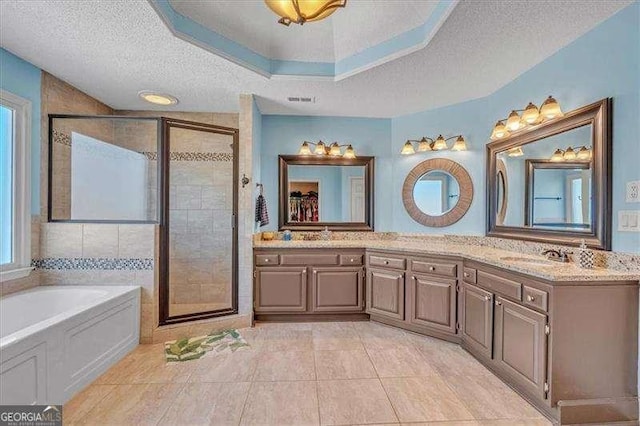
[253,238,639,424]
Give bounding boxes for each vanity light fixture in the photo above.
[549,145,592,162]
[507,147,524,157]
[400,134,467,155]
[298,140,356,158]
[138,91,178,106]
[491,96,563,140]
[265,0,347,26]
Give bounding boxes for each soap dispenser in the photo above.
[577,239,594,269]
[320,226,332,241]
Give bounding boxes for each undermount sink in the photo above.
[500,256,555,266]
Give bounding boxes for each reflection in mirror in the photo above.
[496,159,508,225]
[496,124,593,232]
[49,116,160,221]
[527,161,591,231]
[412,171,460,216]
[287,165,365,223]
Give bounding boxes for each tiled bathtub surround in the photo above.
[33,257,153,270]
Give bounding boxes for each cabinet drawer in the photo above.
[340,254,363,266]
[523,286,548,312]
[411,260,457,277]
[463,267,477,284]
[477,270,522,300]
[368,254,406,270]
[255,254,279,266]
[280,254,339,265]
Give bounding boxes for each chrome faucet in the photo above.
[541,249,571,263]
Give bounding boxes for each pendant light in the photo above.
[550,149,565,162]
[451,136,467,151]
[491,96,562,139]
[329,142,341,156]
[314,141,326,155]
[507,147,524,157]
[576,146,592,160]
[400,134,467,155]
[491,121,509,139]
[433,135,448,150]
[563,146,577,160]
[299,141,313,155]
[343,145,356,159]
[521,102,540,124]
[417,137,432,152]
[298,140,357,158]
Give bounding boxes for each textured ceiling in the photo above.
[168,0,439,62]
[0,0,631,117]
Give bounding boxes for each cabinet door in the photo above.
[461,282,494,359]
[254,267,307,312]
[408,274,456,333]
[311,267,364,312]
[494,296,548,399]
[366,268,405,320]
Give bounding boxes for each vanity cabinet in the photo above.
[253,249,367,320]
[408,274,456,334]
[494,296,548,399]
[460,282,493,359]
[365,268,405,320]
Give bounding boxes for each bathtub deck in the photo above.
[63,321,550,425]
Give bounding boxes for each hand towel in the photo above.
[255,194,269,227]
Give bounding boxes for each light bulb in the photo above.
[491,121,509,139]
[314,141,326,155]
[329,142,341,156]
[521,102,539,124]
[299,141,312,155]
[540,96,562,119]
[576,146,591,160]
[563,146,576,160]
[417,137,431,152]
[433,135,447,150]
[451,136,467,151]
[550,149,565,162]
[506,110,522,131]
[343,145,356,159]
[401,140,415,155]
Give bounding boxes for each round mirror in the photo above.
[402,158,473,227]
[413,171,460,216]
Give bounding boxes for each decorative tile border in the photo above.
[142,152,233,162]
[32,257,154,271]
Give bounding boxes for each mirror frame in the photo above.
[487,98,612,250]
[402,158,473,227]
[278,155,375,231]
[524,159,591,228]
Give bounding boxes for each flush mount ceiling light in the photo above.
[400,134,467,155]
[265,0,347,26]
[490,96,563,140]
[299,140,356,158]
[138,91,178,106]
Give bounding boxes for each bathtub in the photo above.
[0,286,140,405]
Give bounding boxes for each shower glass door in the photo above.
[160,118,238,324]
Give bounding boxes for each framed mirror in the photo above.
[278,155,374,231]
[402,158,473,227]
[487,98,611,249]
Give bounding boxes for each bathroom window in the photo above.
[0,90,32,282]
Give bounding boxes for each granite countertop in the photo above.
[253,239,640,283]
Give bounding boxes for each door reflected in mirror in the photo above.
[413,170,460,216]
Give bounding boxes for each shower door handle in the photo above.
[231,213,236,229]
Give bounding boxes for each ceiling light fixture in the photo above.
[265,0,347,26]
[400,134,467,155]
[507,147,524,157]
[299,140,356,158]
[490,96,563,140]
[138,91,178,106]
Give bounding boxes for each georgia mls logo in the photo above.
[0,404,62,425]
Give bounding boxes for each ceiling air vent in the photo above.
[287,96,316,103]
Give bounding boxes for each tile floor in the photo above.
[64,321,552,425]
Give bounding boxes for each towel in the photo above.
[255,194,269,227]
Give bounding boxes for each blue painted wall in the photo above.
[0,48,41,214]
[260,115,392,231]
[392,2,640,252]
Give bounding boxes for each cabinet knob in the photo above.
[527,295,535,302]
[429,266,435,271]
[350,258,354,262]
[313,269,317,274]
[264,258,270,262]
[484,295,491,301]
[495,300,502,306]
[463,272,469,278]
[412,275,417,280]
[384,260,389,265]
